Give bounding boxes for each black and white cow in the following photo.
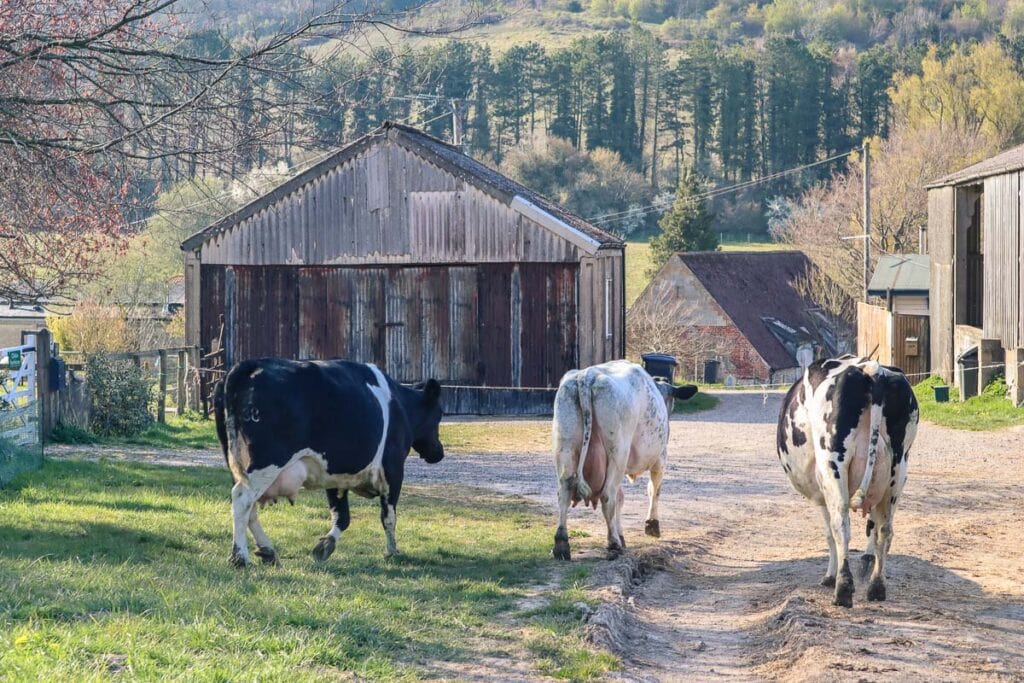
[552,360,697,561]
[777,355,918,608]
[214,358,444,566]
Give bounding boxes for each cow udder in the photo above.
[573,437,606,509]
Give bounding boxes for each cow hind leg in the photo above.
[644,459,664,538]
[249,507,279,565]
[819,506,838,587]
[230,482,257,567]
[867,498,894,601]
[312,489,350,562]
[553,476,573,561]
[817,451,854,607]
[601,484,627,559]
[860,518,876,579]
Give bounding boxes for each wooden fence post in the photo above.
[157,349,168,423]
[35,329,53,444]
[188,346,201,411]
[176,350,186,416]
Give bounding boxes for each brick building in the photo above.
[630,251,849,384]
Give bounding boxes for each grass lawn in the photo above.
[0,459,615,680]
[913,376,1024,431]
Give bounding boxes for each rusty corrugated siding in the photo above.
[200,263,586,387]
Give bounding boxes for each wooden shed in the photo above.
[181,123,625,392]
[926,144,1024,404]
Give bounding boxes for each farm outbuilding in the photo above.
[926,144,1024,405]
[630,251,849,385]
[181,123,625,394]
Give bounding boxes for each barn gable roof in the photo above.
[181,122,622,252]
[926,142,1024,188]
[677,251,839,371]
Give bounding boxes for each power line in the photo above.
[588,150,857,226]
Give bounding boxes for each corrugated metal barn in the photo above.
[926,144,1024,404]
[181,123,625,391]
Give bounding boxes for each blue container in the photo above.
[933,385,950,403]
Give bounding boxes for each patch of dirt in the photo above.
[49,392,1024,681]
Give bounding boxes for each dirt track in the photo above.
[51,392,1024,681]
[410,392,1024,682]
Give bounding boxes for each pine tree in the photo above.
[650,168,718,267]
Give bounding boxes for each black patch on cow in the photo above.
[824,366,872,460]
[777,380,805,455]
[828,460,840,479]
[866,519,875,537]
[819,435,827,450]
[825,384,835,402]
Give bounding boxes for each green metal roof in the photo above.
[867,254,930,295]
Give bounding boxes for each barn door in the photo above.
[520,263,578,388]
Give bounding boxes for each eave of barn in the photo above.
[183,126,620,266]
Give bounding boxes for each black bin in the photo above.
[641,353,677,382]
[703,359,721,384]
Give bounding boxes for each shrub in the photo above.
[85,354,154,437]
[47,299,131,353]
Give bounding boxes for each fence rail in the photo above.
[60,345,200,424]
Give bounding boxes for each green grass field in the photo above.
[0,459,615,680]
[914,376,1024,431]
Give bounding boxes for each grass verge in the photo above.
[913,376,1024,431]
[0,459,615,681]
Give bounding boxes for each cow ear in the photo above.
[423,379,441,403]
[672,384,698,401]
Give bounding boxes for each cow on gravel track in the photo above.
[777,355,918,608]
[214,358,444,567]
[552,360,697,561]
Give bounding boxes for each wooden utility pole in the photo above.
[863,139,871,301]
[450,98,467,154]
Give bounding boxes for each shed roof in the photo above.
[677,251,838,371]
[182,122,622,252]
[867,254,930,295]
[927,143,1024,188]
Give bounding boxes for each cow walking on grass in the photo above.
[552,360,697,560]
[214,358,445,567]
[777,355,918,608]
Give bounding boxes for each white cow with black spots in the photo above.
[551,360,697,560]
[777,355,919,607]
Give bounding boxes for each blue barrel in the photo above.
[641,353,677,382]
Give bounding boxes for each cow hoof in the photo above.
[311,536,336,562]
[860,554,875,579]
[833,582,855,608]
[229,547,248,568]
[254,546,279,565]
[645,519,661,538]
[553,541,572,561]
[607,544,624,560]
[821,575,836,588]
[385,548,401,558]
[867,579,887,602]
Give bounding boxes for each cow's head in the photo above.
[411,379,445,464]
[654,379,698,412]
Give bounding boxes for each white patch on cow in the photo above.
[383,504,398,556]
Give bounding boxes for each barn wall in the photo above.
[982,172,1020,348]
[200,263,578,388]
[198,139,580,267]
[928,186,956,381]
[577,250,624,369]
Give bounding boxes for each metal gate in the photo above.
[0,334,39,446]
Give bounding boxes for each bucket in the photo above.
[933,385,950,403]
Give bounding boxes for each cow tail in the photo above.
[852,362,885,512]
[213,379,229,467]
[574,369,595,503]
